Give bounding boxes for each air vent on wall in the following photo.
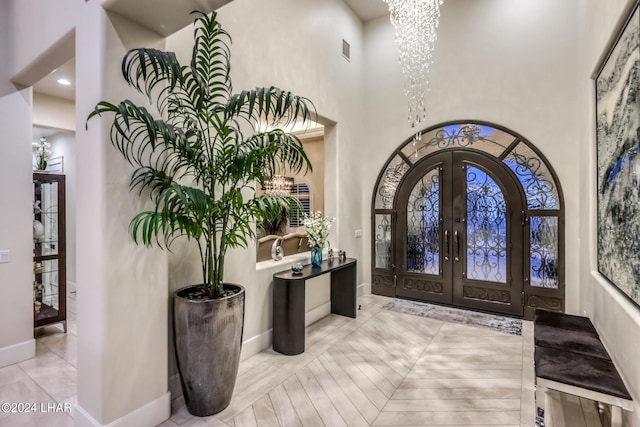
[342,39,351,62]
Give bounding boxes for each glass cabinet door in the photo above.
[33,173,66,330]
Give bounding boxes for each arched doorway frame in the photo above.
[371,120,565,319]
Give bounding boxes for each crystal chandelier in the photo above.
[264,175,294,197]
[384,0,443,136]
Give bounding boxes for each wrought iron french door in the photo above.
[395,151,524,316]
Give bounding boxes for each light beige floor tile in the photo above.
[383,398,521,412]
[203,417,234,426]
[391,388,522,400]
[340,337,405,386]
[429,334,521,344]
[411,362,522,370]
[17,350,76,402]
[336,342,396,398]
[317,352,379,424]
[307,359,369,427]
[0,364,30,387]
[372,410,521,425]
[399,378,521,389]
[296,366,347,427]
[268,384,302,427]
[406,369,522,379]
[326,346,391,409]
[251,394,279,427]
[38,333,77,367]
[420,346,522,356]
[182,417,215,427]
[415,353,521,363]
[0,378,52,421]
[282,374,324,427]
[233,405,257,427]
[203,417,234,427]
[0,411,74,427]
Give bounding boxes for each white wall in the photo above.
[0,1,36,367]
[363,0,583,313]
[33,93,75,131]
[165,0,365,358]
[11,0,75,86]
[74,4,169,426]
[579,0,640,425]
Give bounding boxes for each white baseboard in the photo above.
[306,301,331,326]
[240,328,272,361]
[75,392,170,427]
[0,338,35,368]
[358,282,371,297]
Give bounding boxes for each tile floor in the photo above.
[0,298,76,427]
[0,295,603,427]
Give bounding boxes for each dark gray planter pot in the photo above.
[174,283,245,416]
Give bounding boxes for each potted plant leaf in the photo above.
[87,11,314,416]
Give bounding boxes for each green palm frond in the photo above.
[87,11,316,297]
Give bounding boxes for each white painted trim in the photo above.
[240,328,272,361]
[358,282,371,297]
[0,339,35,368]
[306,301,331,326]
[75,392,170,427]
[67,280,77,295]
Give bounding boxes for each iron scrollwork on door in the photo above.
[406,169,440,275]
[465,166,507,283]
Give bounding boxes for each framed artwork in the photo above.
[595,1,640,307]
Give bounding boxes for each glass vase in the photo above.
[311,245,323,268]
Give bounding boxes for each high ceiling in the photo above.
[31,1,389,102]
[343,0,389,22]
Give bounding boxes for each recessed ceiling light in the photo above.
[57,78,71,86]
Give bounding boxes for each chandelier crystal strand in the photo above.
[384,0,443,133]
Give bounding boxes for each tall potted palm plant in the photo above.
[87,11,314,416]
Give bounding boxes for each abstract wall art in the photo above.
[596,2,640,307]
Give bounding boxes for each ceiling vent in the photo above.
[342,39,351,62]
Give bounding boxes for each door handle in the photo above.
[454,230,460,262]
[444,230,450,262]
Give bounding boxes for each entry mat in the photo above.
[383,298,522,336]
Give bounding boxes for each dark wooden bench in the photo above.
[534,309,633,427]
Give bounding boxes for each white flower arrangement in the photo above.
[302,211,335,249]
[32,137,52,171]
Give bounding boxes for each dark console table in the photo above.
[272,258,357,355]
